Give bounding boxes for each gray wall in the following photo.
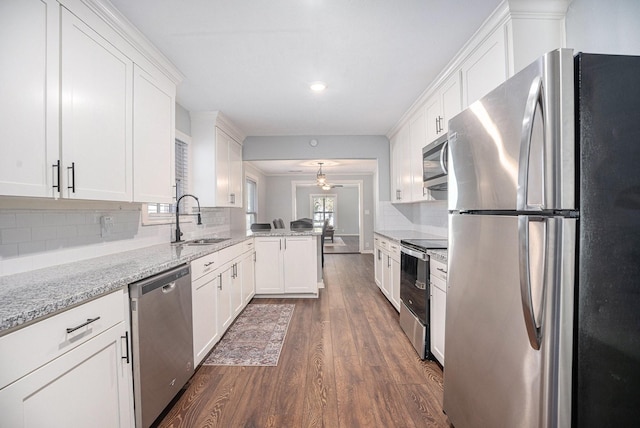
[258,173,376,251]
[296,185,360,234]
[242,135,390,201]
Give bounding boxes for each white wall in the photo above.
[296,185,360,234]
[258,173,376,251]
[566,0,640,56]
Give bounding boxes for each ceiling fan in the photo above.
[316,162,343,190]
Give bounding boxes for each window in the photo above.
[143,138,189,223]
[311,194,336,228]
[246,177,257,231]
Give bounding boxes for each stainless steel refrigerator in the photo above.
[444,49,640,427]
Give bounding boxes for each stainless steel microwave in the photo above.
[422,134,448,191]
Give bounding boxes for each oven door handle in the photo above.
[401,246,427,261]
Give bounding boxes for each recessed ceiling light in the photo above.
[310,81,327,92]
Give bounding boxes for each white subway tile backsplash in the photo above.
[43,213,67,226]
[31,226,58,241]
[0,214,16,229]
[1,227,31,244]
[15,213,44,228]
[0,244,18,258]
[56,225,78,239]
[18,241,47,255]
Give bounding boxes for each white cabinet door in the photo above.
[374,245,383,288]
[381,253,392,299]
[241,250,255,305]
[0,323,133,428]
[461,28,507,108]
[389,254,401,312]
[228,138,243,207]
[192,272,218,366]
[409,108,428,201]
[390,126,410,203]
[217,266,233,335]
[254,237,284,294]
[132,64,175,203]
[230,261,243,317]
[430,277,447,365]
[425,95,441,143]
[283,236,316,294]
[60,8,133,201]
[215,127,231,206]
[440,72,462,133]
[0,0,59,198]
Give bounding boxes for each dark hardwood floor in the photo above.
[157,253,450,428]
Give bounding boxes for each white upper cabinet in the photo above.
[0,0,181,202]
[388,1,570,203]
[0,0,59,198]
[61,8,133,201]
[132,65,176,203]
[461,28,507,108]
[409,108,428,201]
[191,112,245,207]
[426,72,462,142]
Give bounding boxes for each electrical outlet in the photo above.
[101,216,114,237]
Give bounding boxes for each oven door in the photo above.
[400,245,429,325]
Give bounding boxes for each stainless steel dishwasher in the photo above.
[129,264,194,428]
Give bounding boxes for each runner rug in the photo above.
[202,303,294,366]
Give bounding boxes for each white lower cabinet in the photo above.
[0,291,134,428]
[191,252,219,366]
[254,236,318,296]
[191,240,255,365]
[430,258,448,365]
[373,234,401,312]
[241,248,256,305]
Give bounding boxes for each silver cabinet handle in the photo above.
[218,273,223,290]
[121,331,130,364]
[66,316,100,333]
[204,261,214,267]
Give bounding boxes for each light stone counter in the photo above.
[0,235,252,336]
[427,249,448,263]
[374,229,447,242]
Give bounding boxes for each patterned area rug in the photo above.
[203,303,294,366]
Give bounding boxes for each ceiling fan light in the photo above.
[316,173,326,184]
[322,184,331,190]
[310,81,327,92]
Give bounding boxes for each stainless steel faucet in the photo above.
[174,194,202,242]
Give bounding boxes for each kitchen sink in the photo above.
[173,238,229,246]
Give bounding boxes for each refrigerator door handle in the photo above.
[517,76,545,212]
[518,215,544,350]
[440,140,449,174]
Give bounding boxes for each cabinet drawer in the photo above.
[430,273,447,294]
[218,243,242,266]
[243,239,255,253]
[430,259,448,282]
[0,290,125,389]
[388,241,401,260]
[191,252,218,280]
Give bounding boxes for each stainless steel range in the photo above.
[399,239,447,359]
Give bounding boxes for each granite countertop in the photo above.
[0,235,252,336]
[374,229,447,242]
[249,227,322,237]
[427,249,448,263]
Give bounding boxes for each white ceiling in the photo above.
[110,0,503,137]
[249,159,378,177]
